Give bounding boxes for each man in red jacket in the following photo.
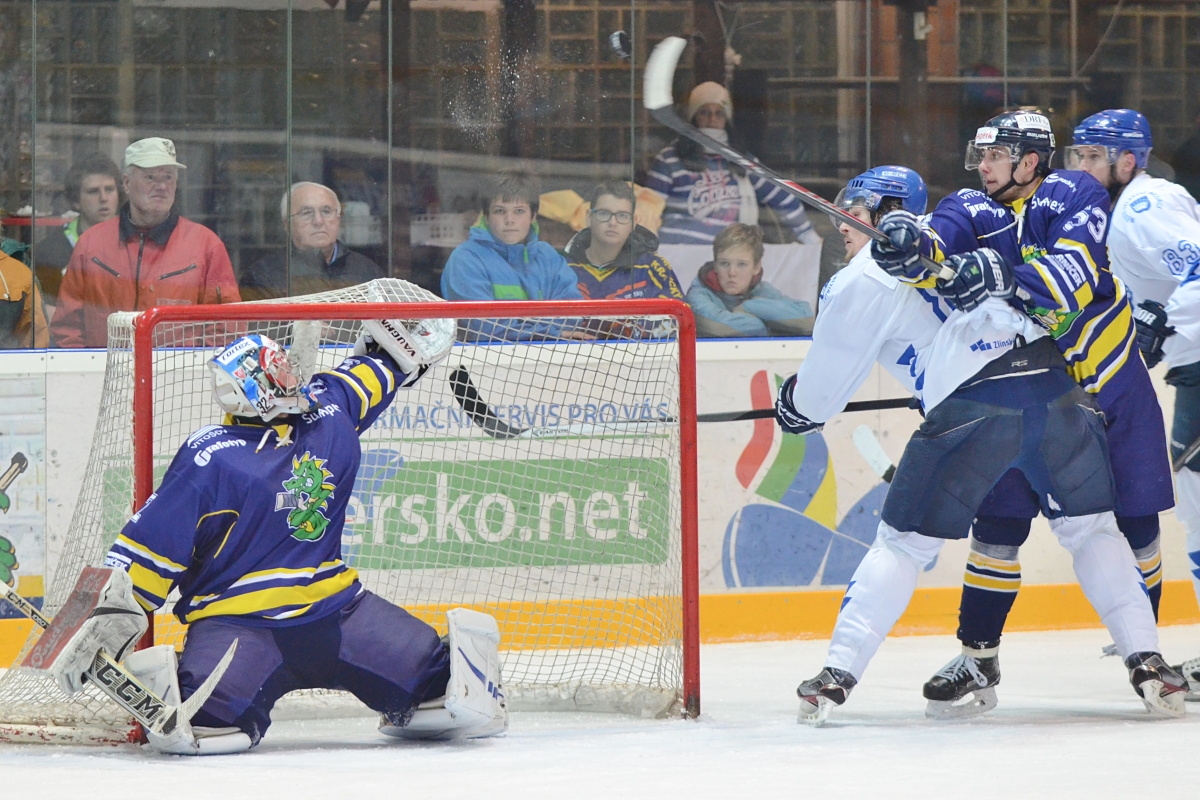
[51,137,240,348]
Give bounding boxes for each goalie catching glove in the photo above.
[357,316,456,389]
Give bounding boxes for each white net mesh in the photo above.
[0,279,693,743]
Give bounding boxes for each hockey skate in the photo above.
[1126,652,1189,718]
[1170,656,1200,702]
[922,644,1000,720]
[796,667,856,725]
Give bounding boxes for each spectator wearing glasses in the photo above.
[51,137,239,348]
[240,182,385,302]
[564,180,683,302]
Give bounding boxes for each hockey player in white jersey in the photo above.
[1067,108,1200,697]
[776,167,1185,723]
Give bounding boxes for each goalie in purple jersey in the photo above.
[41,318,507,754]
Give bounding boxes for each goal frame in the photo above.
[132,298,702,718]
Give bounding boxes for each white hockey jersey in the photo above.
[792,247,946,421]
[793,247,1046,419]
[1107,172,1200,368]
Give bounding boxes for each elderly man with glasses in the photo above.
[51,137,240,348]
[240,182,385,302]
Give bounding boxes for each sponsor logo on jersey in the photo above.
[1033,197,1067,215]
[103,552,132,569]
[186,425,228,449]
[194,439,246,466]
[1044,174,1077,190]
[962,201,1007,219]
[969,337,1015,352]
[1131,196,1152,214]
[301,403,341,423]
[280,451,335,541]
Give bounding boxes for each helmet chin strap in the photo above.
[985,153,1041,201]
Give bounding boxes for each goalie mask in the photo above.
[210,334,316,421]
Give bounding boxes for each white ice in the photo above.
[4,625,1200,799]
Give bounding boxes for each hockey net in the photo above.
[0,279,698,744]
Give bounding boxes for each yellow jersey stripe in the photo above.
[129,561,174,603]
[326,370,370,419]
[115,534,187,573]
[349,364,384,409]
[1068,302,1134,387]
[185,568,359,622]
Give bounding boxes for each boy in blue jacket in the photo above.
[441,172,587,342]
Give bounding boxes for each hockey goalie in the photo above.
[38,317,507,754]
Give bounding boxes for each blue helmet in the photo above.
[1067,109,1153,169]
[835,166,928,216]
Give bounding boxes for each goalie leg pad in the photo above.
[380,608,507,740]
[23,567,148,695]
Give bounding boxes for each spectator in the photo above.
[441,171,588,342]
[51,137,239,348]
[563,180,683,301]
[645,82,813,246]
[0,249,49,348]
[685,223,813,338]
[1174,112,1200,201]
[35,152,121,308]
[240,182,385,302]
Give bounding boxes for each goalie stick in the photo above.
[449,366,913,435]
[643,37,955,282]
[1,571,237,740]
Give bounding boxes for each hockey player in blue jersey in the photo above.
[40,319,507,754]
[1067,108,1200,698]
[871,110,1175,715]
[780,166,1184,723]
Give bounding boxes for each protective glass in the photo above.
[964,142,1018,170]
[1063,145,1119,170]
[591,208,633,224]
[292,206,341,224]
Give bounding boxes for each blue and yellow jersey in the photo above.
[104,351,406,626]
[924,171,1136,398]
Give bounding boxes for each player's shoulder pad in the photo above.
[1044,170,1107,206]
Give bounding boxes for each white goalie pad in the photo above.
[23,567,148,695]
[379,608,507,741]
[124,646,252,756]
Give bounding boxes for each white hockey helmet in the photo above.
[209,334,315,421]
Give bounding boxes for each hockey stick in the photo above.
[643,37,954,282]
[853,424,896,483]
[1173,432,1200,472]
[450,365,912,435]
[697,397,913,422]
[1,577,237,738]
[449,367,671,440]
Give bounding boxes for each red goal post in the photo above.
[130,298,701,719]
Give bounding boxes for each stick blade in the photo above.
[448,367,524,439]
[643,37,687,111]
[852,425,896,484]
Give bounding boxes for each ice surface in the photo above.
[4,625,1199,799]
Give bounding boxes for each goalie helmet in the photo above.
[1066,109,1153,170]
[209,334,316,422]
[835,166,928,217]
[965,110,1056,177]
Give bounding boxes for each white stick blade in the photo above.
[643,37,687,111]
[853,425,894,482]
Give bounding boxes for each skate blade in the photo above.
[1138,680,1187,718]
[798,697,833,726]
[924,687,997,720]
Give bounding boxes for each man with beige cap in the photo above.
[51,137,239,347]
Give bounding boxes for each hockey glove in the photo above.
[1133,299,1175,369]
[935,248,1015,312]
[0,535,15,587]
[775,375,824,436]
[359,316,456,388]
[871,210,924,280]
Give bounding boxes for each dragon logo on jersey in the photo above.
[278,452,336,541]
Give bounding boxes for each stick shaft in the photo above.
[697,396,913,423]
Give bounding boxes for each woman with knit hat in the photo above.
[645,82,813,246]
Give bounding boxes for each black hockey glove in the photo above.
[1133,299,1175,369]
[871,211,924,280]
[775,375,824,436]
[935,248,1015,312]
